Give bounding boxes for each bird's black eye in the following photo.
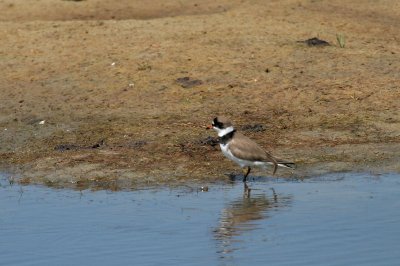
[213,118,223,128]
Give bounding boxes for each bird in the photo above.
[208,116,295,182]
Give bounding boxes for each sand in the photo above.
[1,0,399,189]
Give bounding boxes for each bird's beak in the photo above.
[206,124,213,130]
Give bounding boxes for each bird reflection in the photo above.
[214,183,292,257]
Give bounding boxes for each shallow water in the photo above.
[1,173,400,266]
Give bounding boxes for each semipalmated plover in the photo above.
[208,116,295,182]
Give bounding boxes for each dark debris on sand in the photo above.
[299,37,330,46]
[241,124,266,132]
[176,77,203,88]
[54,139,105,152]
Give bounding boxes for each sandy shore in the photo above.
[1,0,399,189]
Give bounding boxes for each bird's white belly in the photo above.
[220,143,268,168]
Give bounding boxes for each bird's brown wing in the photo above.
[229,132,278,174]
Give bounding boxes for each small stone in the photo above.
[176,77,203,88]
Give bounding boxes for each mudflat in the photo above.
[1,0,399,189]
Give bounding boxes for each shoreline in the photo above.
[1,0,399,189]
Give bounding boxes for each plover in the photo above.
[208,116,295,182]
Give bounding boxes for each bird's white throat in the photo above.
[215,126,235,137]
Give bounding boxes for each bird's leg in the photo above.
[272,160,278,175]
[242,166,251,182]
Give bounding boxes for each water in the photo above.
[1,173,400,266]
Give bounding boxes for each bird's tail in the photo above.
[277,160,296,170]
